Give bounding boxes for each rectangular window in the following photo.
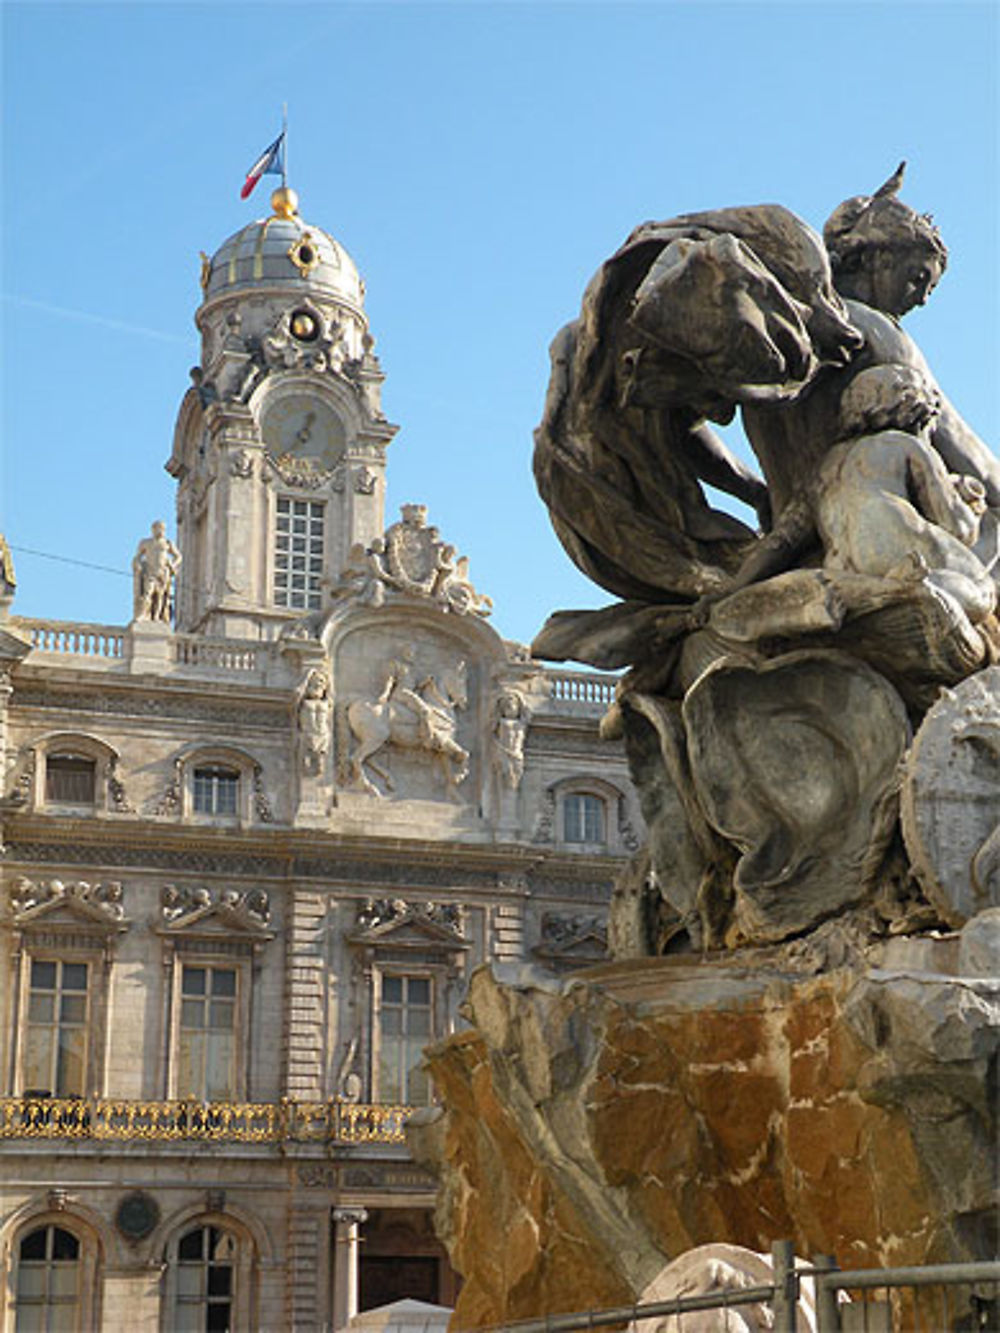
[378,975,433,1105]
[193,766,239,816]
[274,497,324,610]
[177,965,237,1101]
[564,793,605,844]
[23,960,89,1097]
[45,755,96,805]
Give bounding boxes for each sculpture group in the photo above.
[533,165,1000,947]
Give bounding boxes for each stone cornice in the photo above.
[3,820,622,890]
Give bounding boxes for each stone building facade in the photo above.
[0,186,640,1332]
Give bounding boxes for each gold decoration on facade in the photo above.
[0,1096,410,1145]
[288,231,321,279]
[199,251,212,293]
[271,186,299,219]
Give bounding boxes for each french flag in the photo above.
[240,133,285,200]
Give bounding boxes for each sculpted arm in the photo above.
[904,438,983,545]
[929,396,1000,508]
[683,421,771,526]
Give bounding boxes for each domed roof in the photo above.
[202,187,364,307]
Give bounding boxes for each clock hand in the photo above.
[295,411,316,448]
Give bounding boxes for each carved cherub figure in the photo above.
[816,364,996,625]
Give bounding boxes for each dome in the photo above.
[202,188,364,308]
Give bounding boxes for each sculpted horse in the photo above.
[346,660,470,798]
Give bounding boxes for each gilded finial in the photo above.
[271,186,299,219]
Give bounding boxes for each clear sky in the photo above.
[2,1,997,648]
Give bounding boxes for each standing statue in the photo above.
[132,521,181,624]
[532,166,1000,949]
[492,690,527,791]
[297,669,332,776]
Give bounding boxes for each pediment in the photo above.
[351,910,468,951]
[535,931,608,958]
[14,893,126,934]
[160,902,273,941]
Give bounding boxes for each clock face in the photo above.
[261,395,346,468]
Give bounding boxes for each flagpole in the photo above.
[282,103,288,188]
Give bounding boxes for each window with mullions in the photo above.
[378,975,433,1105]
[274,497,324,610]
[193,766,239,817]
[23,960,89,1097]
[563,793,605,845]
[14,1225,81,1332]
[45,754,96,805]
[175,1225,237,1333]
[178,965,237,1101]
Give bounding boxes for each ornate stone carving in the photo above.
[492,690,527,791]
[150,757,183,817]
[252,764,275,823]
[260,303,348,376]
[106,756,134,814]
[901,666,1000,926]
[10,877,126,921]
[532,788,556,844]
[3,746,35,808]
[161,883,270,926]
[353,465,376,495]
[531,165,999,947]
[229,449,255,479]
[132,521,181,624]
[264,451,341,491]
[334,504,492,617]
[538,911,607,950]
[343,648,469,799]
[297,668,332,776]
[681,652,910,943]
[355,896,464,936]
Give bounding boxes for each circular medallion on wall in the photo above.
[115,1190,160,1242]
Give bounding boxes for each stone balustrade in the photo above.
[545,670,617,707]
[173,634,262,673]
[16,619,126,659]
[0,1096,411,1145]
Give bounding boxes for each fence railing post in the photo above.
[772,1240,798,1333]
[812,1253,841,1333]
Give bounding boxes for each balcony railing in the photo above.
[546,671,617,706]
[16,619,126,659]
[0,1096,412,1146]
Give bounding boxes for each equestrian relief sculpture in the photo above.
[532,164,1000,948]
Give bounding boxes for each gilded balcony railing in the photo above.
[0,1096,412,1146]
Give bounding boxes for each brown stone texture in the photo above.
[416,953,997,1327]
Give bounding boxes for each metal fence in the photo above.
[473,1243,1000,1333]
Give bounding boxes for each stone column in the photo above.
[331,1207,368,1330]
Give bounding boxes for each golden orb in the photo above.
[271,186,299,219]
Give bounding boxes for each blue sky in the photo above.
[2,1,997,647]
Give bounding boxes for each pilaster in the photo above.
[283,889,327,1099]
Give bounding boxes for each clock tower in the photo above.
[167,186,398,638]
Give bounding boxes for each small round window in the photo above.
[290,309,319,342]
[288,233,321,278]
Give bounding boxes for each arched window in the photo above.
[172,1224,242,1331]
[14,1224,82,1331]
